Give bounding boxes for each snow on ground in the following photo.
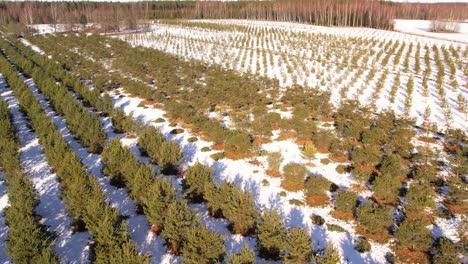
[393,19,468,44]
[119,20,468,131]
[0,76,11,264]
[111,89,391,264]
[0,78,91,263]
[21,77,178,264]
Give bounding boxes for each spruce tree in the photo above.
[161,199,198,255]
[395,218,432,252]
[371,173,401,205]
[142,177,177,233]
[158,141,184,174]
[314,244,341,264]
[138,125,164,160]
[181,225,225,264]
[182,162,214,203]
[225,244,255,264]
[257,210,286,260]
[432,237,459,264]
[356,200,393,239]
[223,184,258,235]
[283,227,313,264]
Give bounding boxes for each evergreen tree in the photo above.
[395,218,432,252]
[334,189,359,214]
[432,237,459,264]
[158,141,184,174]
[223,184,258,235]
[138,125,164,160]
[281,163,307,191]
[225,244,255,264]
[283,227,313,264]
[182,162,214,203]
[181,225,225,264]
[314,244,341,264]
[380,154,407,178]
[371,173,401,205]
[142,177,177,233]
[356,200,393,239]
[257,210,286,260]
[161,199,198,255]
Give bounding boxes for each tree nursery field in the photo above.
[0,1,467,264]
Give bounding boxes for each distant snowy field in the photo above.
[119,19,468,131]
[394,19,468,43]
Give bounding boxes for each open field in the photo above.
[0,17,466,264]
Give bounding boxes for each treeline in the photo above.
[1,0,468,30]
[0,99,58,263]
[0,47,148,263]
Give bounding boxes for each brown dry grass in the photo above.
[355,225,389,243]
[212,143,224,150]
[254,136,272,144]
[418,136,437,143]
[266,169,281,177]
[330,155,349,163]
[331,210,354,221]
[281,180,305,192]
[305,195,330,206]
[350,184,368,193]
[395,248,430,264]
[224,151,251,160]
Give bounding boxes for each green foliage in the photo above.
[371,173,401,204]
[282,163,307,191]
[305,175,334,198]
[311,214,325,226]
[355,237,371,252]
[335,165,347,174]
[161,199,198,254]
[225,244,255,264]
[224,132,252,157]
[351,145,382,165]
[182,162,214,203]
[356,200,393,237]
[257,210,286,260]
[267,151,283,171]
[158,141,184,172]
[334,189,359,212]
[138,126,164,160]
[314,244,341,264]
[204,181,258,235]
[142,177,177,232]
[327,224,345,233]
[432,237,459,264]
[181,225,225,264]
[380,154,407,178]
[405,183,436,214]
[395,218,432,251]
[283,227,313,264]
[210,152,225,161]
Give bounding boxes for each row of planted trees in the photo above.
[0,99,58,263]
[6,35,343,262]
[0,46,148,262]
[23,32,467,263]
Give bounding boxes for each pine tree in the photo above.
[432,237,459,264]
[158,141,184,174]
[138,125,164,160]
[314,244,341,264]
[181,225,225,264]
[395,218,432,252]
[257,210,286,260]
[281,163,307,192]
[371,173,401,205]
[142,177,177,233]
[225,244,255,264]
[283,227,313,264]
[356,200,393,239]
[161,199,198,255]
[334,189,359,217]
[380,154,407,178]
[223,184,259,235]
[182,162,214,203]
